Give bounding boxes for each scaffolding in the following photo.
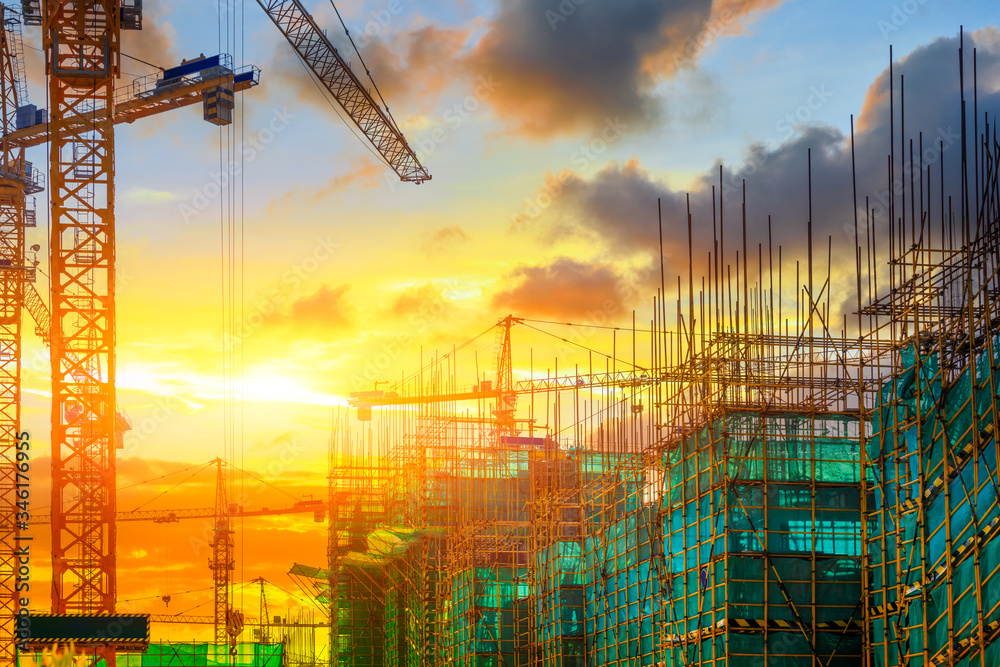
[654,410,866,666]
[276,35,1000,667]
[859,43,1000,666]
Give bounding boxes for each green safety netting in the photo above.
[723,632,862,667]
[869,335,1000,665]
[301,413,868,665]
[535,541,586,648]
[34,644,285,667]
[450,566,531,660]
[658,412,865,665]
[584,508,663,666]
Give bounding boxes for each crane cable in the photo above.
[518,321,649,371]
[120,584,216,605]
[30,459,217,513]
[129,460,217,513]
[291,51,394,172]
[327,0,404,134]
[121,52,164,71]
[173,580,254,618]
[231,463,301,501]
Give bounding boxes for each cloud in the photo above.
[706,0,786,38]
[268,21,468,119]
[264,156,384,216]
[121,5,178,71]
[491,257,639,320]
[389,283,451,318]
[266,284,356,335]
[311,156,383,200]
[541,159,686,256]
[349,25,470,108]
[261,1,786,142]
[421,226,468,256]
[466,0,783,138]
[517,29,1000,276]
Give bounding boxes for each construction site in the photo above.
[0,0,998,666]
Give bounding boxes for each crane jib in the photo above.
[257,0,431,184]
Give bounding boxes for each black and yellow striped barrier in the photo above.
[899,439,980,514]
[20,613,150,651]
[662,617,864,647]
[929,617,1000,666]
[867,513,1000,620]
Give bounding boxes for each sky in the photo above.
[15,0,1000,643]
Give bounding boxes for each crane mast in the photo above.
[256,0,430,183]
[210,458,235,647]
[252,577,271,643]
[44,9,130,667]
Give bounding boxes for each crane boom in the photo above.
[3,64,260,149]
[349,370,663,406]
[256,0,430,183]
[150,613,327,628]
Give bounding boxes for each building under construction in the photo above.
[275,42,1000,667]
[0,0,998,665]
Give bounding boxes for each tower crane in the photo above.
[211,458,234,648]
[42,11,143,659]
[0,0,429,658]
[32,456,326,646]
[0,3,262,660]
[348,317,665,412]
[251,577,271,643]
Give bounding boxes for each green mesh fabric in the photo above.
[869,335,1000,665]
[54,643,284,667]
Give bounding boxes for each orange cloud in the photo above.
[421,225,468,256]
[121,5,179,70]
[389,283,451,318]
[269,23,468,118]
[312,155,383,201]
[492,258,637,320]
[355,25,470,109]
[265,284,356,336]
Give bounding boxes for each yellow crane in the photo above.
[0,0,429,659]
[0,4,262,661]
